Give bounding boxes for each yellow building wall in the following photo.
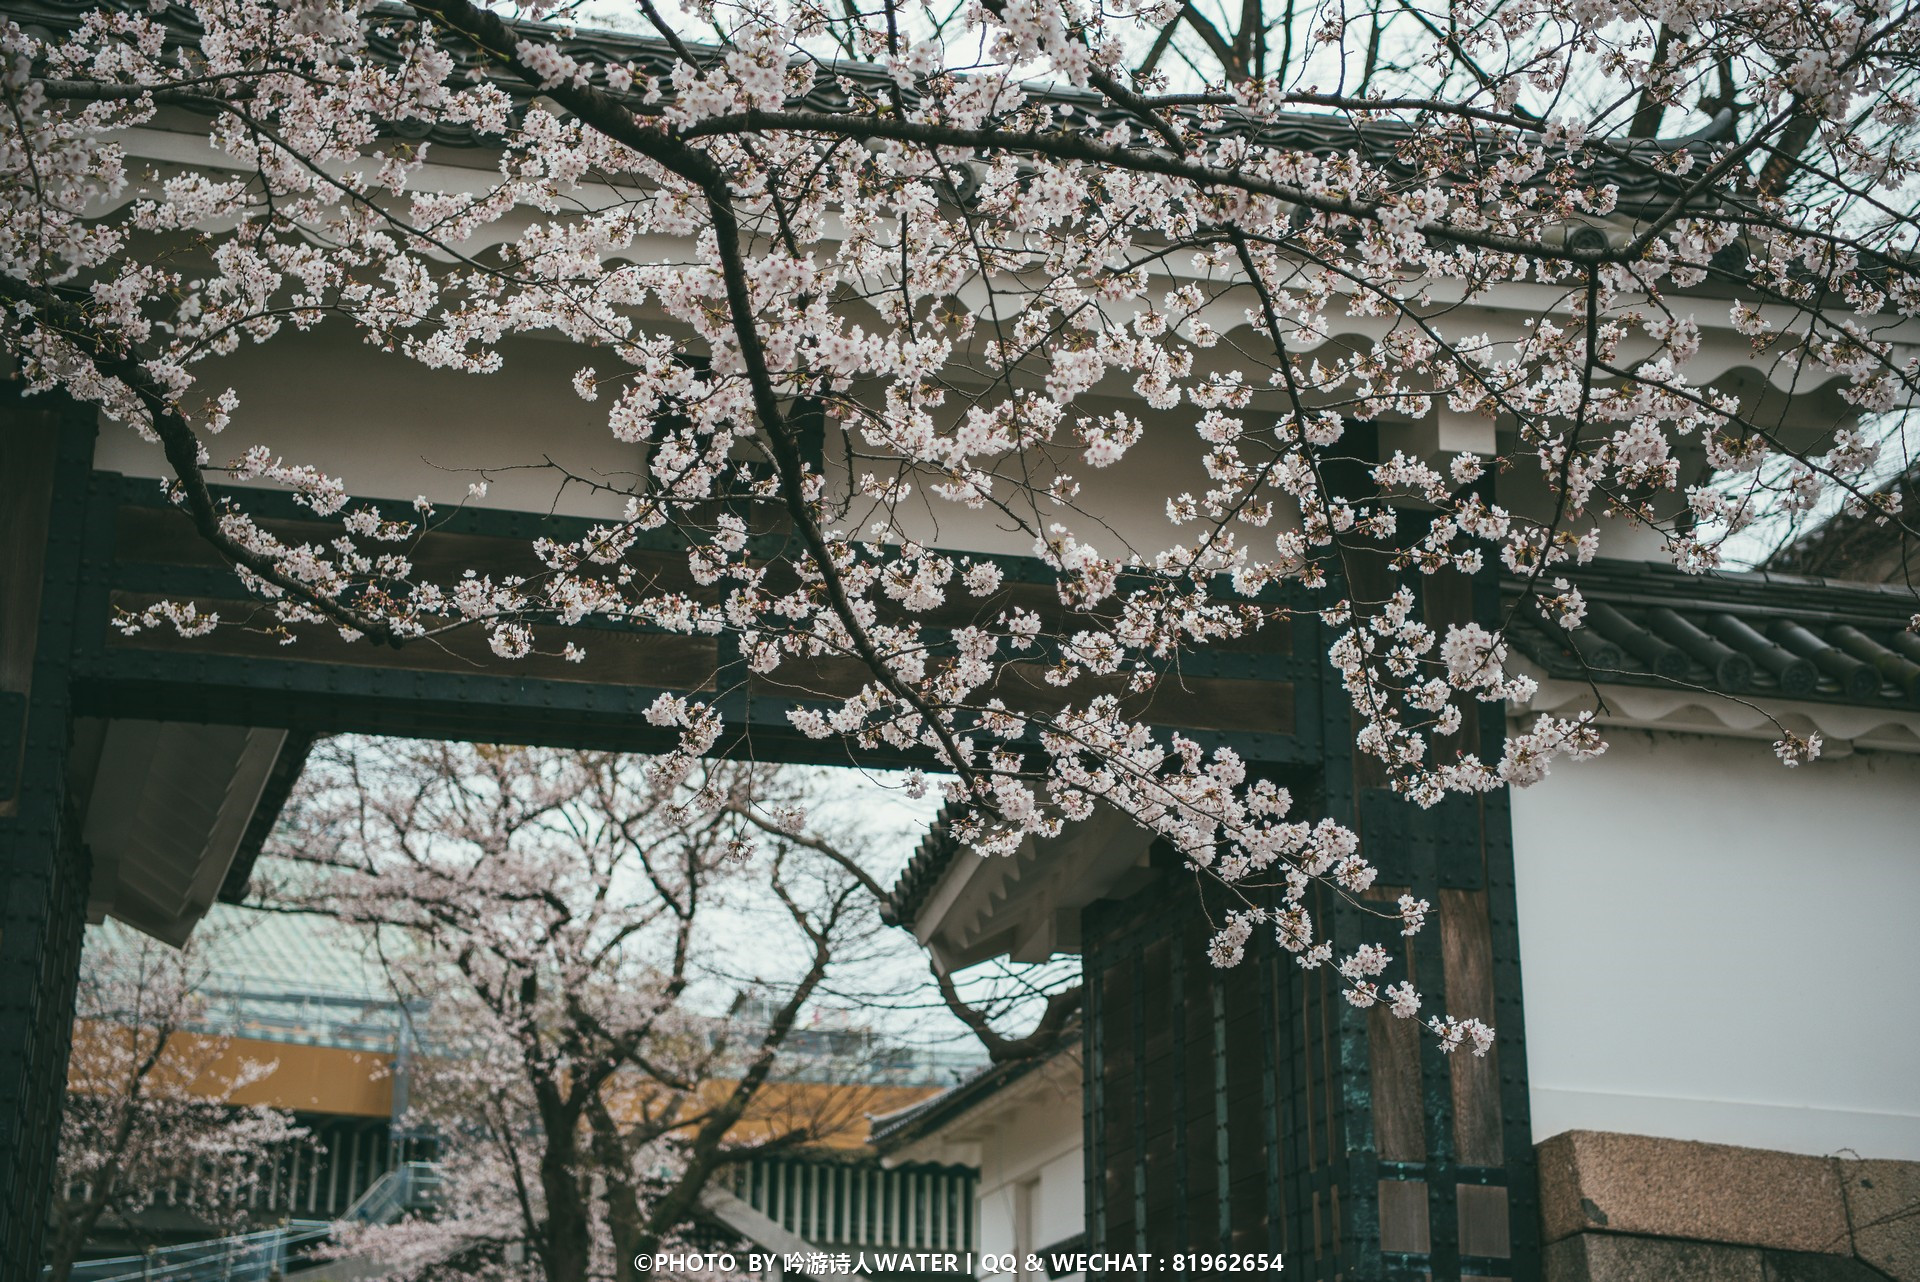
[69,1021,394,1117]
[69,1021,940,1138]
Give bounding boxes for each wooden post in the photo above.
[0,390,96,1282]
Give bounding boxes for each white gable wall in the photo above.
[887,1055,1087,1282]
[975,1112,1085,1282]
[1510,726,1920,1159]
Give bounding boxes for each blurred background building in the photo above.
[60,904,986,1281]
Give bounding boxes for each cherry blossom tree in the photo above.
[48,930,311,1282]
[265,738,908,1282]
[4,0,1919,1044]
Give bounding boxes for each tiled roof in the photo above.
[8,0,1730,212]
[881,801,963,928]
[1769,464,1920,585]
[1505,559,1920,707]
[89,902,409,1050]
[866,1026,1075,1149]
[92,902,392,1002]
[196,905,395,998]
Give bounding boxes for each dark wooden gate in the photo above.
[3,390,1540,1282]
[1081,570,1539,1280]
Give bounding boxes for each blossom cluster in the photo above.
[3,0,1917,1042]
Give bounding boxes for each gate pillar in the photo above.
[0,390,97,1281]
[1081,566,1540,1281]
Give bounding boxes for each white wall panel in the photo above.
[1511,728,1920,1158]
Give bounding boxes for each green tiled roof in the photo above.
[90,904,407,1051]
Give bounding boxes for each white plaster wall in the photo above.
[88,323,1225,557]
[1510,728,1920,1159]
[972,1070,1086,1282]
[86,304,1821,564]
[92,327,651,521]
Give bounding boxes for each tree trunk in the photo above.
[586,1097,647,1281]
[43,1218,85,1282]
[45,1165,121,1282]
[538,1132,593,1282]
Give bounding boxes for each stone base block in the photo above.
[1537,1131,1920,1282]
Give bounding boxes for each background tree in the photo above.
[48,930,310,1282]
[4,0,1918,1035]
[266,738,926,1282]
